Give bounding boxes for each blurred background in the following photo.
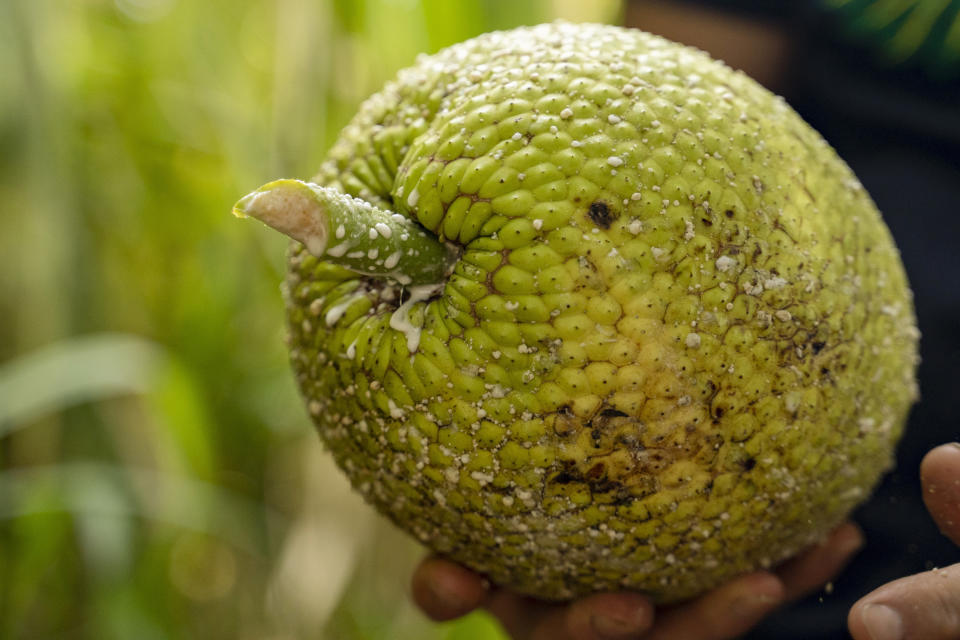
[0,1,619,639]
[2,0,958,639]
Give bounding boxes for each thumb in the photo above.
[847,443,960,640]
[848,563,960,640]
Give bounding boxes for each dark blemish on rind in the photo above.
[742,457,757,471]
[599,408,629,418]
[812,341,826,354]
[586,462,606,480]
[588,201,617,228]
[724,209,735,218]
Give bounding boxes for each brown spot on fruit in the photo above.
[588,201,617,228]
[599,408,629,418]
[554,405,581,436]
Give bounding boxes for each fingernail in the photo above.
[861,604,904,640]
[949,442,960,451]
[591,609,647,638]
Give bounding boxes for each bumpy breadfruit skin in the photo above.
[283,22,919,602]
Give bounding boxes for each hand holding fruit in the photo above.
[411,521,862,639]
[409,443,960,639]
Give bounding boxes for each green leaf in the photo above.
[0,333,166,434]
[443,611,508,640]
[0,463,283,553]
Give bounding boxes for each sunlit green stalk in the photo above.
[233,179,455,286]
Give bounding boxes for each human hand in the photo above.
[848,443,960,640]
[412,522,862,640]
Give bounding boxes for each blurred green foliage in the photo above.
[0,0,620,638]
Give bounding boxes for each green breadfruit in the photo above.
[235,22,919,603]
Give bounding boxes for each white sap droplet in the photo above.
[383,251,402,270]
[389,283,442,352]
[375,222,392,238]
[387,399,405,419]
[406,187,420,208]
[715,255,736,272]
[326,242,351,258]
[325,291,366,327]
[764,276,788,290]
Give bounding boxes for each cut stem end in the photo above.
[234,179,455,286]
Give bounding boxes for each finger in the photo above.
[642,572,785,640]
[921,443,960,546]
[483,589,653,640]
[776,521,864,601]
[848,561,960,640]
[564,592,655,639]
[484,589,563,640]
[410,556,488,621]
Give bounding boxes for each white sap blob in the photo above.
[389,283,442,352]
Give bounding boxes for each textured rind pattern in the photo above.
[283,23,919,602]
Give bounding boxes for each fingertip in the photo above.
[920,443,960,484]
[776,521,863,602]
[714,571,785,623]
[920,443,960,546]
[565,592,654,639]
[832,521,866,554]
[723,573,785,630]
[736,571,787,606]
[411,556,488,622]
[637,572,784,639]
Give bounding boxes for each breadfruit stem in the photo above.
[233,179,455,286]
